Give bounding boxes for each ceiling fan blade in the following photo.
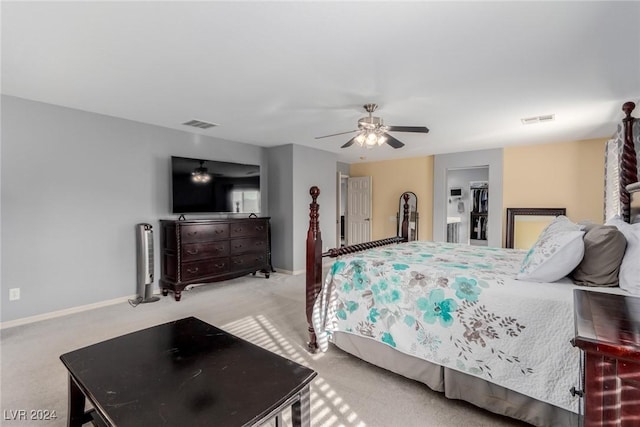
[315,130,358,139]
[387,126,429,134]
[385,134,405,149]
[341,136,358,148]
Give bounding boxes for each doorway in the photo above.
[337,172,348,247]
[432,148,503,247]
[445,167,489,245]
[336,174,372,246]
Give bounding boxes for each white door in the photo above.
[347,176,372,245]
[336,172,343,248]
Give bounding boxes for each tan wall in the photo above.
[514,219,554,249]
[349,138,606,246]
[503,138,606,225]
[350,156,434,241]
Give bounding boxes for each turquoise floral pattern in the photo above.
[417,289,458,327]
[312,241,580,414]
[451,277,483,302]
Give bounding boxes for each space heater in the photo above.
[135,223,160,304]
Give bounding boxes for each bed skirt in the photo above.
[332,332,578,427]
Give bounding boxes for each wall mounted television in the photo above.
[171,156,261,214]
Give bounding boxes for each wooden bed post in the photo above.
[306,186,322,353]
[305,186,406,352]
[621,101,637,223]
[401,193,410,242]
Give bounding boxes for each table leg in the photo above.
[67,376,86,427]
[291,385,311,427]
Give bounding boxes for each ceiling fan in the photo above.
[315,103,429,149]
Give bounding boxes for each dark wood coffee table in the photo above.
[60,317,317,426]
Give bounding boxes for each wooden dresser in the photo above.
[159,218,271,301]
[572,289,640,426]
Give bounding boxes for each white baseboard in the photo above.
[273,268,305,275]
[274,261,333,276]
[0,294,140,330]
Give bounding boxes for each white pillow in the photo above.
[605,216,640,295]
[517,216,585,283]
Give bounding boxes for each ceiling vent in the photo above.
[182,119,219,129]
[521,114,555,125]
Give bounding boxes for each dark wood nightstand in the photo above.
[572,289,640,426]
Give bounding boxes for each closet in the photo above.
[469,181,488,246]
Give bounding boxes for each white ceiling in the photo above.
[3,1,639,163]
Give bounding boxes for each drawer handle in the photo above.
[233,259,243,265]
[186,249,199,255]
[234,228,243,233]
[569,386,583,398]
[255,226,264,231]
[215,263,226,269]
[186,267,199,274]
[234,245,243,249]
[215,229,224,234]
[187,231,198,236]
[255,241,264,246]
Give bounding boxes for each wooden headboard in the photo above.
[621,101,638,223]
[305,186,409,352]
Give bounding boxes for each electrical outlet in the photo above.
[9,288,20,301]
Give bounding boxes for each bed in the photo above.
[303,102,639,427]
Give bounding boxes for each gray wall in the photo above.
[1,96,268,322]
[266,144,338,273]
[265,145,293,272]
[433,149,504,247]
[292,145,337,272]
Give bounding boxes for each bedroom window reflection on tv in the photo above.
[171,156,261,214]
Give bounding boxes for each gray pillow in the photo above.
[571,225,626,287]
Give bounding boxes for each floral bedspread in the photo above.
[312,241,581,413]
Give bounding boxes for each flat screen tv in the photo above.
[171,156,261,214]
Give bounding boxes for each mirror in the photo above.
[505,208,566,249]
[397,192,418,241]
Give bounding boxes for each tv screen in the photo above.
[171,156,261,214]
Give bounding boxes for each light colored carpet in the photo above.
[0,272,528,426]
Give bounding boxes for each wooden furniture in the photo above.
[160,217,271,301]
[306,186,406,352]
[620,102,637,223]
[505,207,566,249]
[60,317,317,427]
[306,186,407,350]
[305,185,581,426]
[605,102,638,223]
[396,192,418,241]
[572,290,640,427]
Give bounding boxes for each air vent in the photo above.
[521,114,555,125]
[182,119,219,129]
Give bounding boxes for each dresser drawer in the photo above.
[230,253,267,271]
[230,237,267,255]
[619,360,640,385]
[181,241,230,262]
[229,220,268,238]
[181,258,229,281]
[180,224,229,243]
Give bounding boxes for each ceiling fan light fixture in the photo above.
[191,160,211,183]
[365,131,378,146]
[315,102,427,150]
